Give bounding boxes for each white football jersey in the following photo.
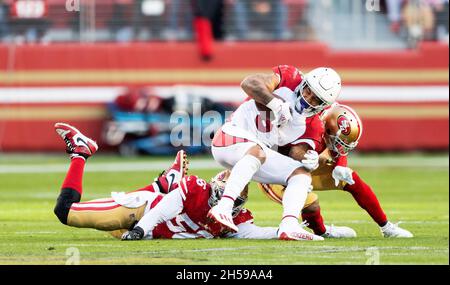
[222,87,307,148]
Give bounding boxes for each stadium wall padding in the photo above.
[0,42,448,152]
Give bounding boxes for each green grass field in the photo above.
[0,153,448,265]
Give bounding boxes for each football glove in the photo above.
[121,226,145,241]
[301,150,319,172]
[332,166,355,187]
[266,98,292,128]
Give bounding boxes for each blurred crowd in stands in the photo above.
[386,0,449,45]
[0,0,448,46]
[0,0,309,43]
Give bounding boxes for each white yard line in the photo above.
[137,245,446,255]
[0,156,448,174]
[33,244,438,254]
[0,160,222,174]
[329,220,449,224]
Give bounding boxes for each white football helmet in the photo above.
[294,67,342,116]
[209,170,248,217]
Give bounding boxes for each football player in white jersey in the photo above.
[208,65,342,240]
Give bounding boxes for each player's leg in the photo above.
[251,149,323,240]
[257,184,357,238]
[279,168,323,240]
[301,194,356,238]
[301,193,325,235]
[209,141,265,232]
[67,200,147,231]
[54,156,85,225]
[157,150,189,193]
[311,156,390,228]
[53,122,148,232]
[53,123,179,236]
[311,161,412,237]
[343,171,413,238]
[64,185,163,232]
[53,122,98,225]
[140,150,189,194]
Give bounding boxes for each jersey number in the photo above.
[196,178,207,190]
[255,114,272,133]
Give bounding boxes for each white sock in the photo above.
[281,174,312,225]
[218,154,262,211]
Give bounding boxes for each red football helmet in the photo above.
[321,103,363,156]
[209,170,248,217]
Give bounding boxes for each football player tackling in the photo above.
[52,122,274,240]
[260,101,413,238]
[52,123,354,240]
[209,65,342,240]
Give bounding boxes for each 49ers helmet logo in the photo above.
[337,115,351,135]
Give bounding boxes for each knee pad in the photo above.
[54,188,81,225]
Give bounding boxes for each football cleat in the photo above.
[54,122,98,159]
[381,221,413,238]
[207,204,239,233]
[278,229,324,241]
[162,150,189,190]
[322,224,357,238]
[278,220,324,241]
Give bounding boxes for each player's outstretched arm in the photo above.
[122,188,184,240]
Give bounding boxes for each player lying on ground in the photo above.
[53,123,354,240]
[259,102,413,238]
[209,65,342,240]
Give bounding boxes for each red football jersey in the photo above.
[152,176,253,239]
[289,114,326,152]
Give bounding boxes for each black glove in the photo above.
[121,226,145,241]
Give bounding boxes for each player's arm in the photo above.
[240,73,280,105]
[289,143,309,161]
[289,143,320,173]
[241,72,291,127]
[327,149,354,186]
[121,187,184,240]
[225,222,278,239]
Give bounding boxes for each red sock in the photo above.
[302,207,326,235]
[344,171,387,226]
[61,157,85,195]
[136,176,176,194]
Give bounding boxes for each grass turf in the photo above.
[0,153,448,265]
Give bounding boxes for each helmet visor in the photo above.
[296,81,328,116]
